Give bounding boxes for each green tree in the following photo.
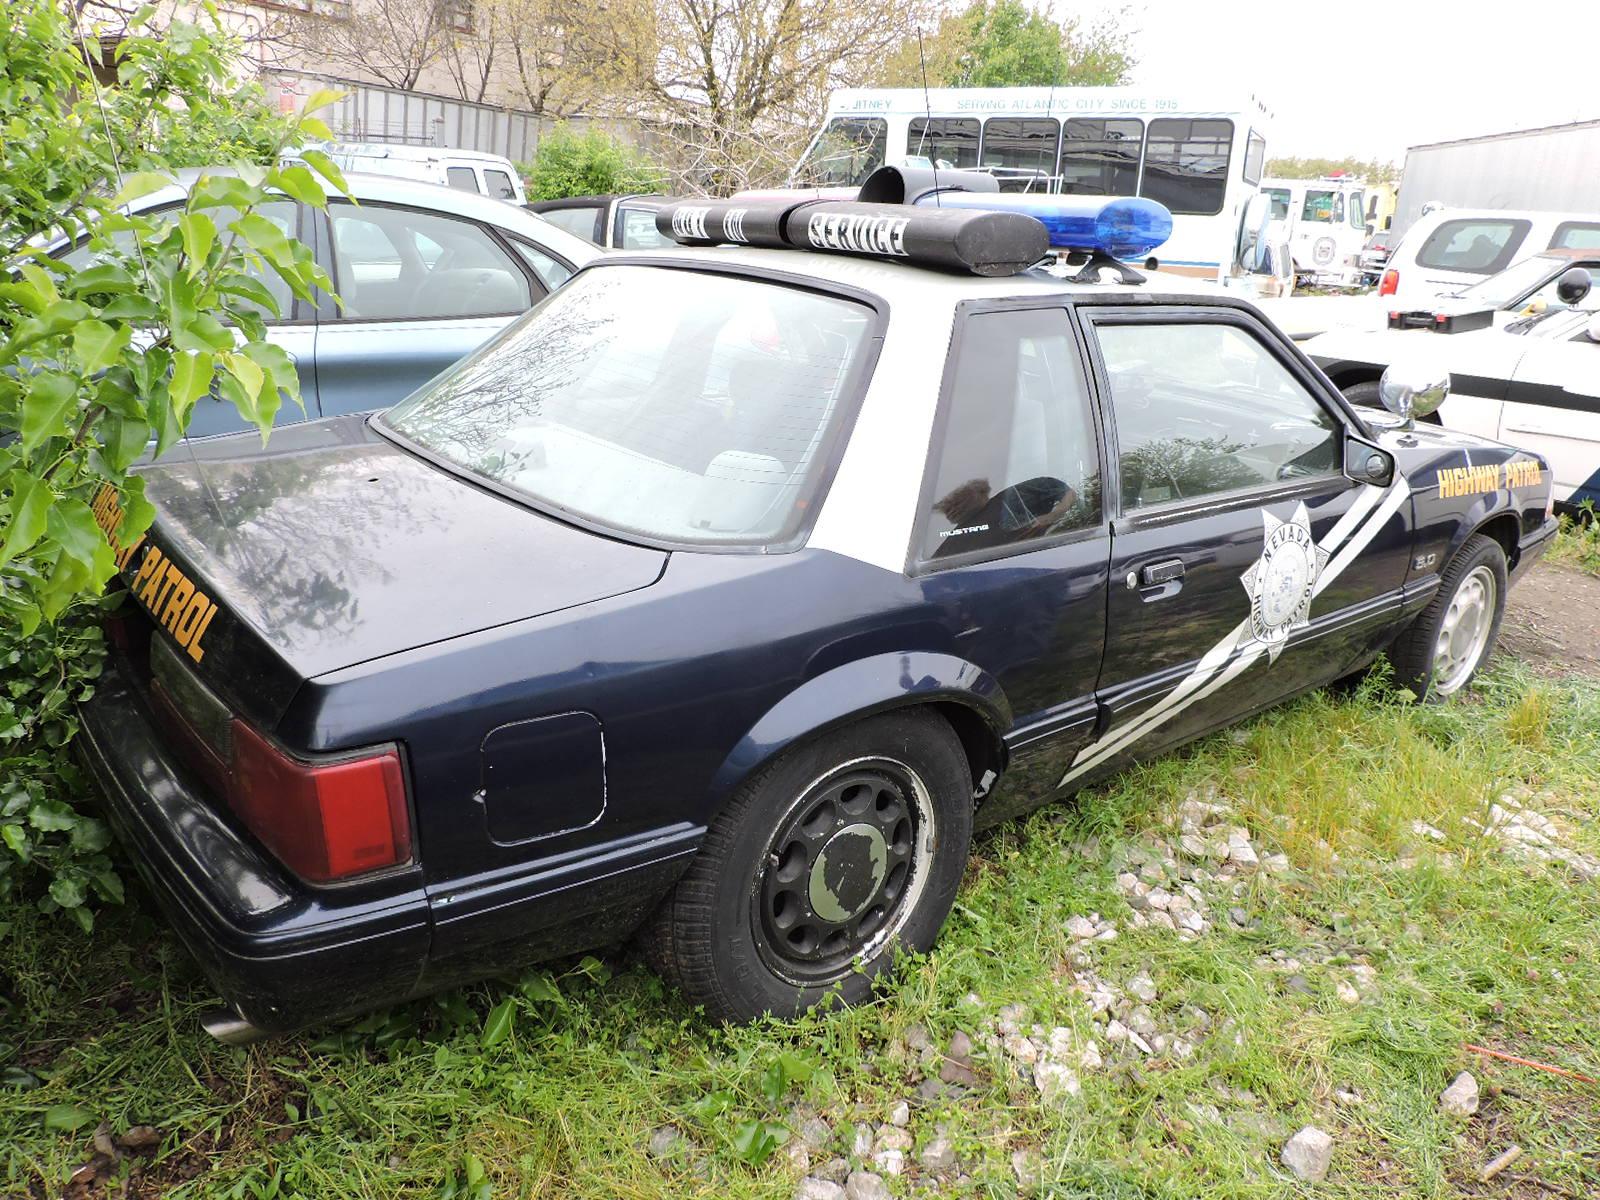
[521,124,666,200]
[881,0,1136,88]
[1266,156,1400,184]
[0,0,345,928]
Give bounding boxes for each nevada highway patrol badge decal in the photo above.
[1240,503,1330,660]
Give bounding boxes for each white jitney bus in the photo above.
[790,87,1273,282]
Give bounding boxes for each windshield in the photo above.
[380,265,875,548]
[793,118,888,187]
[1454,255,1567,308]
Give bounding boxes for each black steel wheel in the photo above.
[644,709,973,1022]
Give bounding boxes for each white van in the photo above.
[1378,206,1600,309]
[1259,176,1371,284]
[314,143,527,205]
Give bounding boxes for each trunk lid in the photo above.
[109,416,667,731]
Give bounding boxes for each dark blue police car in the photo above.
[80,184,1558,1037]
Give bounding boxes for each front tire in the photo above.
[1389,534,1507,700]
[646,709,973,1022]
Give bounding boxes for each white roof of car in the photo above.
[141,169,598,267]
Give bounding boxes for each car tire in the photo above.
[1388,534,1507,701]
[645,709,974,1022]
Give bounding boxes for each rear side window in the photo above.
[1141,118,1232,216]
[907,117,980,169]
[1264,187,1291,220]
[446,166,479,192]
[1551,221,1600,250]
[918,308,1101,563]
[1095,320,1339,511]
[539,205,603,243]
[980,118,1061,193]
[1058,118,1142,198]
[484,169,518,200]
[1415,218,1531,274]
[616,206,672,249]
[328,202,532,320]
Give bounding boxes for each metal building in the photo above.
[1394,118,1600,239]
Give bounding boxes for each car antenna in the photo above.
[918,31,938,208]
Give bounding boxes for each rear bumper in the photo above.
[77,657,430,1033]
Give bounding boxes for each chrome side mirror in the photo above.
[1379,362,1450,425]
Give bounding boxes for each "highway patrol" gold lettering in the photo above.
[1435,460,1545,499]
[92,484,219,663]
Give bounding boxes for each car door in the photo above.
[1064,305,1413,786]
[312,200,544,416]
[1500,324,1600,506]
[908,304,1112,822]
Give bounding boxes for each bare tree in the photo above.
[287,0,452,91]
[593,0,935,192]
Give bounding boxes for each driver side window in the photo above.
[918,308,1102,563]
[1095,320,1340,512]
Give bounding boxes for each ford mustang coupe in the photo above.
[81,190,1557,1038]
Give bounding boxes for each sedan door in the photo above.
[1500,325,1600,506]
[909,304,1112,823]
[1063,307,1413,787]
[311,201,548,416]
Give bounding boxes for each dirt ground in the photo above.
[1499,560,1600,678]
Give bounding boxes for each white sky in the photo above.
[1086,0,1600,163]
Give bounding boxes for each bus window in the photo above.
[794,117,888,187]
[980,118,1060,192]
[908,117,980,169]
[1264,187,1291,221]
[1058,118,1141,197]
[1243,130,1266,186]
[1301,190,1335,222]
[1349,190,1366,229]
[1141,118,1232,216]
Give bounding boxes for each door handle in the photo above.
[1140,558,1186,587]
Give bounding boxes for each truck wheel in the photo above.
[1342,381,1382,407]
[646,709,973,1022]
[1388,534,1507,701]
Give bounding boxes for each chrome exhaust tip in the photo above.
[200,1006,268,1045]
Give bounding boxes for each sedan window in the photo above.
[381,265,875,548]
[538,205,604,243]
[1096,321,1339,511]
[919,308,1101,562]
[328,202,532,320]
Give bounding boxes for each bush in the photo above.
[521,124,667,200]
[0,1,344,928]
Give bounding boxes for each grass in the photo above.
[4,661,1600,1199]
[1548,502,1600,577]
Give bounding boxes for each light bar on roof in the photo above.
[913,193,1174,260]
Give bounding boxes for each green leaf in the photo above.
[0,280,50,316]
[27,800,78,832]
[111,171,174,208]
[97,294,162,321]
[173,311,234,354]
[117,477,156,544]
[301,86,346,115]
[1,474,53,563]
[689,1090,734,1120]
[42,1104,95,1133]
[730,1119,786,1166]
[519,972,561,1004]
[267,164,326,209]
[0,825,28,860]
[481,998,516,1048]
[65,263,139,297]
[298,148,349,197]
[47,497,110,571]
[241,340,300,414]
[187,173,261,211]
[179,211,217,277]
[71,319,132,375]
[103,415,153,472]
[49,876,86,909]
[19,371,79,451]
[169,351,215,419]
[229,213,294,267]
[18,264,60,305]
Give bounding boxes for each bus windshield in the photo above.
[793,118,888,187]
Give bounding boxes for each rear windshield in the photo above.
[380,265,876,548]
[1415,217,1531,274]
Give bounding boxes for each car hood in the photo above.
[130,417,667,693]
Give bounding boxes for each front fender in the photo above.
[707,651,1012,805]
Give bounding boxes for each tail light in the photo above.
[1379,268,1399,296]
[229,721,412,883]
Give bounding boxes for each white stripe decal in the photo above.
[1057,477,1409,786]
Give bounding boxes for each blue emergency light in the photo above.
[913,193,1173,260]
